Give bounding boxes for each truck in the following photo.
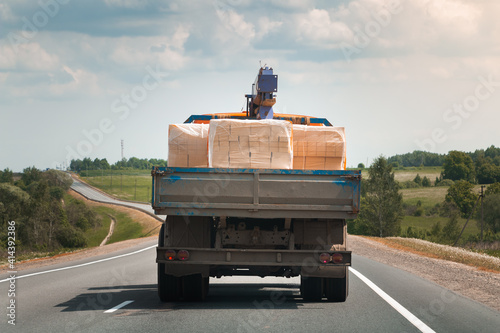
[152,67,361,302]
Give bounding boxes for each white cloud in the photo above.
[295,9,353,48]
[256,17,283,39]
[424,0,481,36]
[0,42,59,71]
[48,66,101,96]
[215,8,255,40]
[110,25,190,70]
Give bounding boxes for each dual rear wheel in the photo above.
[158,224,209,302]
[158,268,209,302]
[300,272,348,302]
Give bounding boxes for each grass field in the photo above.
[401,215,480,239]
[401,186,448,207]
[79,169,152,203]
[357,166,443,184]
[393,166,442,182]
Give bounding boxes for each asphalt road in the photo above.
[1,180,499,332]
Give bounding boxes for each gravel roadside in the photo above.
[349,234,500,312]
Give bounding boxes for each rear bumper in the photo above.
[156,247,351,268]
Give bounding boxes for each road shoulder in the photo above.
[349,234,500,312]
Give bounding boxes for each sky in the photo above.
[1,0,499,171]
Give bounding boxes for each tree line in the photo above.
[349,157,500,242]
[384,145,500,184]
[0,167,100,252]
[69,157,168,172]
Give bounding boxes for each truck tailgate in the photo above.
[152,167,361,219]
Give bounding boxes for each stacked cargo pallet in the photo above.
[292,125,346,170]
[209,119,292,169]
[168,124,209,168]
[168,119,346,170]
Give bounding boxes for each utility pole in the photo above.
[121,139,124,160]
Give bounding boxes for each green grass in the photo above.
[355,166,443,183]
[393,166,442,182]
[401,215,480,239]
[0,199,148,265]
[401,186,448,207]
[85,207,112,247]
[82,205,145,245]
[107,209,144,244]
[79,170,152,203]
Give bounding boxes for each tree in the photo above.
[476,162,500,184]
[441,212,460,243]
[485,182,500,195]
[442,151,475,182]
[356,156,404,237]
[413,174,422,186]
[422,176,431,187]
[0,168,13,184]
[21,166,42,187]
[445,180,477,218]
[482,194,500,233]
[357,163,365,169]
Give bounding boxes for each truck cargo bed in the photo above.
[152,167,361,219]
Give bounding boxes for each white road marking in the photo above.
[104,300,134,313]
[0,245,157,283]
[350,267,436,333]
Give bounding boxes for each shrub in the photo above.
[436,179,454,187]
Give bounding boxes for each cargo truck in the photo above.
[152,68,361,302]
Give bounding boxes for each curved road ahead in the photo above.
[1,180,499,332]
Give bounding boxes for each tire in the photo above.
[300,276,323,302]
[324,270,348,302]
[182,274,207,301]
[158,264,181,302]
[158,224,181,302]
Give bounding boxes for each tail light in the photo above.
[177,250,190,261]
[319,253,330,264]
[332,253,343,264]
[165,250,176,261]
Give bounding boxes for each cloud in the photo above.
[215,8,255,40]
[47,66,101,96]
[0,3,15,22]
[0,42,59,71]
[295,9,353,48]
[110,25,190,70]
[255,17,283,39]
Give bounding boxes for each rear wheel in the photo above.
[324,270,348,302]
[300,276,323,302]
[182,274,208,301]
[158,224,181,302]
[158,264,181,302]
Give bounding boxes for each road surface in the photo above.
[1,179,499,332]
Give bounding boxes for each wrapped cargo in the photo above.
[292,125,346,170]
[208,119,293,169]
[168,124,209,167]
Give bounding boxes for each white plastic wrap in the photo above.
[208,119,293,169]
[292,125,346,170]
[168,124,209,167]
